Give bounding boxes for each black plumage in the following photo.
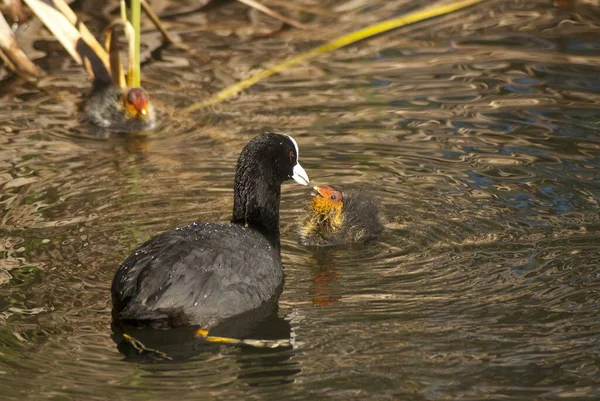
[111,133,309,328]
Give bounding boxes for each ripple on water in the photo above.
[2,0,600,400]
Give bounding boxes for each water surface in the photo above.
[1,0,600,399]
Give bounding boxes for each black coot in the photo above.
[298,185,383,246]
[111,133,309,328]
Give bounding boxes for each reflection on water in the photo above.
[112,312,301,388]
[1,0,600,399]
[308,251,343,308]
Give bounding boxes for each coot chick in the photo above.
[111,133,309,328]
[298,185,383,246]
[83,83,156,133]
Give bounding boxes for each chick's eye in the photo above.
[330,195,337,200]
[289,151,295,160]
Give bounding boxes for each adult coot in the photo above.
[298,185,383,246]
[111,133,309,328]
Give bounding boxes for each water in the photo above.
[1,0,600,399]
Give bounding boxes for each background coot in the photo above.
[83,83,156,133]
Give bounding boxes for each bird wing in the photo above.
[112,224,282,326]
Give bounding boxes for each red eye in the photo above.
[289,151,295,159]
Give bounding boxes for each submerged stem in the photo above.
[184,0,486,112]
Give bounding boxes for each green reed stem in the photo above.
[131,0,141,86]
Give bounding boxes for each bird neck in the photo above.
[303,203,344,236]
[311,200,344,228]
[231,173,282,250]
